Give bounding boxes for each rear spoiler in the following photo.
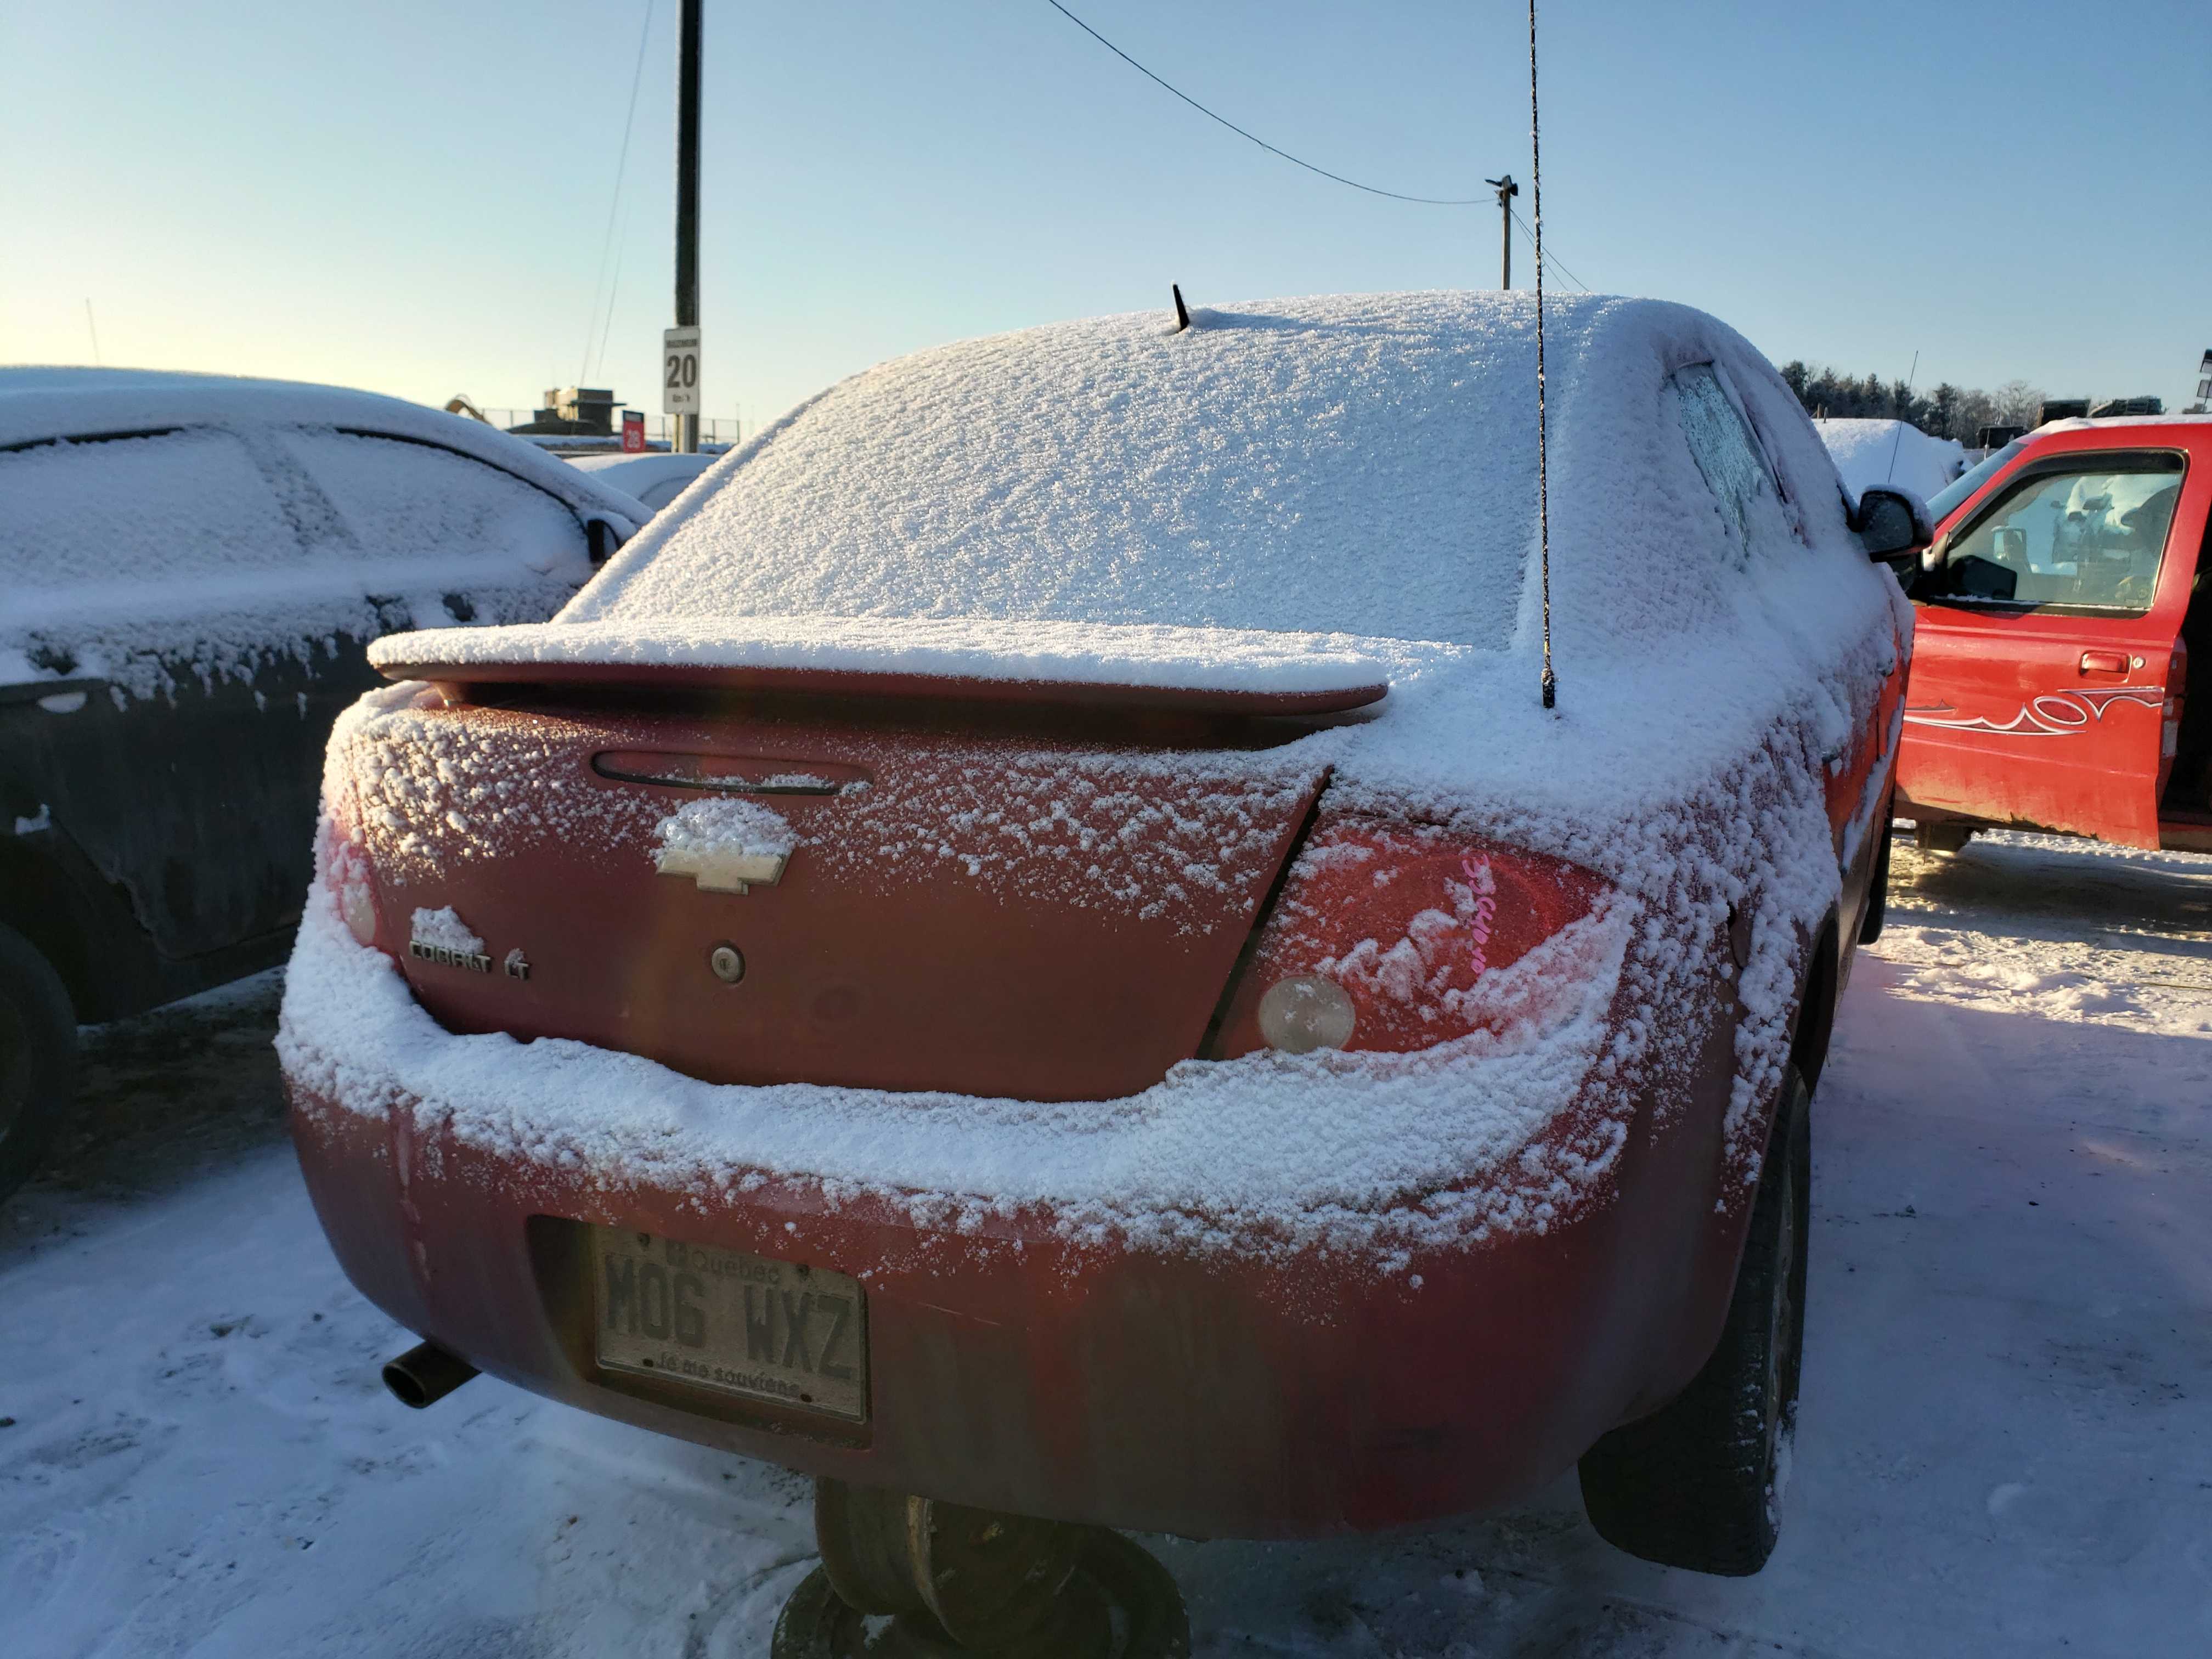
[368,619,1392,716]
[370,654,1386,716]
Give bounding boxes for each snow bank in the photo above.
[1814,417,1965,507]
[294,292,1913,1256]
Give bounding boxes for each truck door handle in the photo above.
[2079,651,2128,674]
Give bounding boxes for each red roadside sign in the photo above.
[620,410,646,453]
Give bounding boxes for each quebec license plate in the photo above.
[589,1226,868,1423]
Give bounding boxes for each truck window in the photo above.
[1925,439,2024,523]
[1934,455,2184,614]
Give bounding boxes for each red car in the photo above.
[280,294,1919,1624]
[1898,416,2211,852]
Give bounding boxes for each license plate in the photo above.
[589,1226,868,1422]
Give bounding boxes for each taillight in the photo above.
[1210,817,1611,1058]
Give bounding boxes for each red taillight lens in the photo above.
[1210,817,1611,1058]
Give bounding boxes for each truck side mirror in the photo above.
[1854,485,1934,560]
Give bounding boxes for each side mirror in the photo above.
[1854,485,1934,560]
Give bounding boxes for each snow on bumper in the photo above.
[277,881,1722,1537]
[278,886,1634,1262]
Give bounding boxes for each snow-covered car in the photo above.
[281,293,1921,1597]
[0,369,646,1199]
[562,449,720,515]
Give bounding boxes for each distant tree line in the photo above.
[1777,363,2045,444]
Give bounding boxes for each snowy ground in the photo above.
[4,831,2209,1657]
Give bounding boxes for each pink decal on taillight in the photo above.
[1460,855,1497,978]
[1212,819,1610,1058]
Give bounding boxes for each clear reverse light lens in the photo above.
[342,881,379,947]
[1256,975,1357,1054]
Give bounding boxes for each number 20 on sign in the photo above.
[662,326,701,415]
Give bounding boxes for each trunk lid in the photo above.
[338,685,1335,1102]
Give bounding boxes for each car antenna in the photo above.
[1529,0,1555,710]
[1171,283,1191,332]
[1883,349,1921,484]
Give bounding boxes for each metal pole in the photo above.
[674,0,702,453]
[1483,174,1518,289]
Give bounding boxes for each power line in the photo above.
[580,0,657,386]
[1042,0,1490,206]
[1043,2,1593,291]
[1509,205,1587,292]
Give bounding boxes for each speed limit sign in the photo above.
[662,326,701,415]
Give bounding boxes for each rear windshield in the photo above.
[575,305,1541,648]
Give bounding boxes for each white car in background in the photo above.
[563,450,721,515]
[0,368,646,1200]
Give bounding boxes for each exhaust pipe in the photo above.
[382,1340,478,1409]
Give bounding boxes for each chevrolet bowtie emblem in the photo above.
[655,847,789,895]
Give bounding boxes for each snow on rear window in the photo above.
[1,429,295,590]
[571,296,1541,648]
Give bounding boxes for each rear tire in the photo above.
[1577,1065,1810,1576]
[1859,819,1893,944]
[0,922,78,1204]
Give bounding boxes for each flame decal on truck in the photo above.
[1902,686,2163,738]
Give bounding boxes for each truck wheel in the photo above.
[1577,1064,1810,1576]
[0,922,78,1204]
[1859,820,1893,944]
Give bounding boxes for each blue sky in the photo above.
[4,1,2207,431]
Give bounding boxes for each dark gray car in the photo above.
[0,369,645,1198]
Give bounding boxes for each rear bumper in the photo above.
[280,900,1750,1539]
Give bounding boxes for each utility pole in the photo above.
[673,0,703,454]
[1483,175,1518,289]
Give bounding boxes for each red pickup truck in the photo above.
[1897,416,2211,853]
